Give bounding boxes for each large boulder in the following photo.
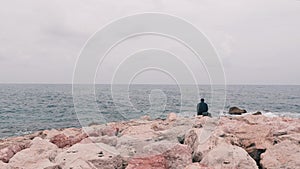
[200,143,258,169]
[0,144,28,163]
[184,117,222,162]
[8,137,61,169]
[260,140,300,169]
[218,115,274,165]
[49,132,87,148]
[228,107,247,115]
[0,147,16,163]
[49,134,69,148]
[55,142,126,169]
[116,135,152,158]
[127,142,192,169]
[217,115,300,168]
[155,125,191,143]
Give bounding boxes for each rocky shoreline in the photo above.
[1,113,299,169]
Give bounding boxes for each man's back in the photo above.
[197,101,208,115]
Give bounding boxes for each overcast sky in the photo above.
[0,0,299,85]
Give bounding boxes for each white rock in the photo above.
[200,143,258,169]
[55,143,125,169]
[9,137,61,169]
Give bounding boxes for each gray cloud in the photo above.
[0,0,299,84]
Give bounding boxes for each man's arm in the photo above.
[205,103,208,112]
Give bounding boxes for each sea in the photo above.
[0,84,299,138]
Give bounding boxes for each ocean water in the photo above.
[0,84,299,138]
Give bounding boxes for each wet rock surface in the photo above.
[0,114,299,169]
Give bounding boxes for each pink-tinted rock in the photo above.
[167,113,177,122]
[41,129,62,139]
[0,147,14,163]
[42,128,82,140]
[151,122,167,131]
[101,126,117,136]
[60,128,82,136]
[217,115,300,168]
[0,143,29,163]
[80,136,118,147]
[219,116,273,149]
[184,128,224,162]
[49,134,70,148]
[162,144,192,169]
[49,132,88,148]
[69,133,88,145]
[120,122,158,140]
[1,115,300,169]
[0,134,33,163]
[184,163,212,169]
[184,129,199,150]
[260,140,300,169]
[240,114,270,125]
[278,133,300,144]
[200,143,258,169]
[128,142,192,169]
[0,161,11,168]
[126,154,167,169]
[55,143,125,169]
[9,137,61,169]
[79,137,94,144]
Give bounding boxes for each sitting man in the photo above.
[197,98,209,116]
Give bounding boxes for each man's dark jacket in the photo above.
[197,101,208,115]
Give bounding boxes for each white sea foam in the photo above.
[178,110,299,119]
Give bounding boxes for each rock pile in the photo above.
[0,113,299,169]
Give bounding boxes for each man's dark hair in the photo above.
[201,98,204,102]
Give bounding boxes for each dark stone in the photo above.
[228,107,247,115]
[253,111,262,115]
